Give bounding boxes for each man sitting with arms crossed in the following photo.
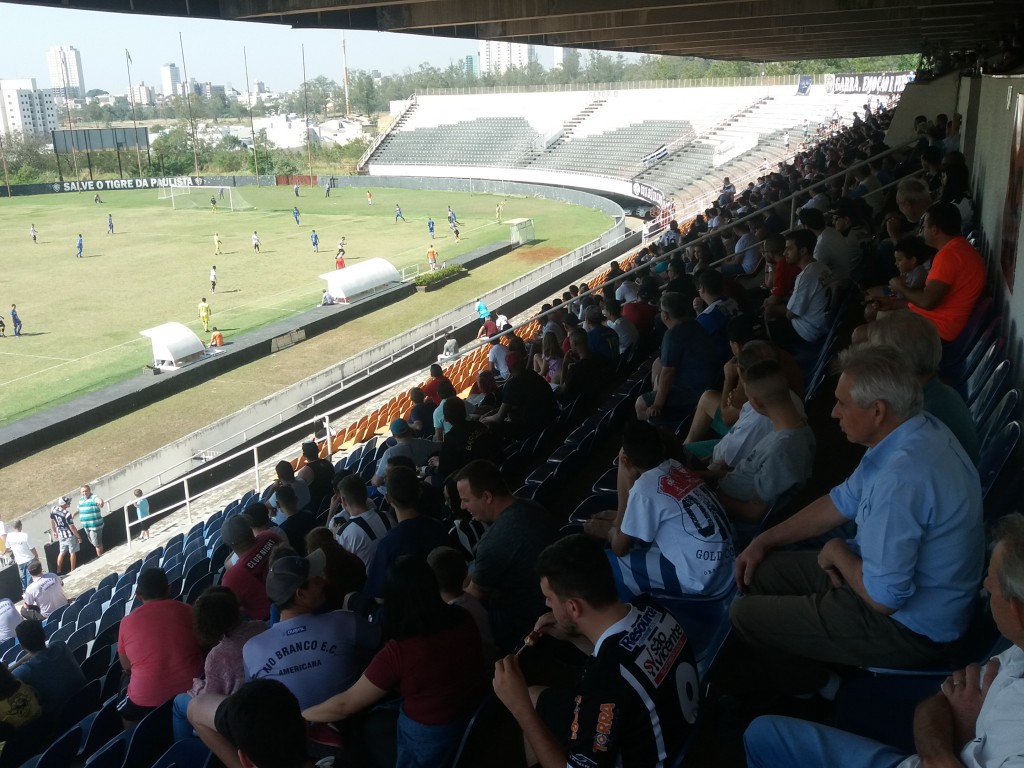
[493,534,699,768]
[744,512,1024,768]
[730,346,984,699]
[712,360,816,524]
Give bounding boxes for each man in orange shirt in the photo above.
[892,202,985,342]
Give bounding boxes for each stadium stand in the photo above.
[9,75,1024,768]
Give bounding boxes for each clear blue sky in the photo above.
[0,2,559,93]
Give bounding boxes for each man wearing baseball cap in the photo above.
[239,550,380,710]
[219,515,277,621]
[49,497,81,573]
[370,419,437,487]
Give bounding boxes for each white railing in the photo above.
[38,217,631,546]
[415,75,812,97]
[356,96,417,172]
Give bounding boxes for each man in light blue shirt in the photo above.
[730,346,983,698]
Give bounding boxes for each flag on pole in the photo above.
[126,49,132,64]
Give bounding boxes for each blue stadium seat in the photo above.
[940,296,994,372]
[76,600,103,628]
[944,315,1000,388]
[87,586,112,606]
[43,603,68,629]
[110,583,134,607]
[960,337,1005,405]
[978,422,1021,502]
[978,388,1020,453]
[47,622,76,646]
[162,542,183,565]
[208,542,230,573]
[161,553,183,573]
[164,532,185,550]
[182,548,207,576]
[150,737,212,768]
[99,660,122,705]
[78,696,122,760]
[52,678,101,736]
[25,724,83,768]
[97,599,126,635]
[95,573,118,593]
[94,617,121,650]
[969,360,1011,428]
[83,731,129,768]
[657,583,739,681]
[66,622,96,652]
[122,698,174,768]
[240,489,256,506]
[0,637,14,659]
[184,571,216,604]
[80,644,115,683]
[182,560,212,597]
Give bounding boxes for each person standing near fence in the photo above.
[77,485,106,557]
[132,489,150,542]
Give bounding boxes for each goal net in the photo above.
[157,185,254,212]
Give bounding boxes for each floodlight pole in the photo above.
[302,44,314,189]
[60,50,82,183]
[341,31,351,115]
[125,48,145,176]
[0,132,11,197]
[179,32,201,178]
[243,46,260,186]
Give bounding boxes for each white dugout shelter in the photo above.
[320,258,401,303]
[140,322,206,371]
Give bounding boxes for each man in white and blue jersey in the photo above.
[584,420,735,602]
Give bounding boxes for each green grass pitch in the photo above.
[0,185,612,425]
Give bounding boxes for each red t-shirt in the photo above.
[420,376,451,405]
[909,236,986,341]
[118,599,203,706]
[364,608,486,725]
[622,301,659,337]
[220,531,278,621]
[772,260,801,299]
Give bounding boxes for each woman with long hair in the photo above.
[303,556,486,767]
[171,587,267,741]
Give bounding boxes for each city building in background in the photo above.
[160,63,181,98]
[46,44,85,99]
[0,78,59,136]
[478,40,531,75]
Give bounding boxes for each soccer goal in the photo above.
[157,185,254,212]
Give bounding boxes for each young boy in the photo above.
[427,546,498,662]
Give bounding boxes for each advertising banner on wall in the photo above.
[6,176,206,196]
[824,72,914,95]
[631,180,666,206]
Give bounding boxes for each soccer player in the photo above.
[107,214,114,235]
[29,224,37,243]
[324,179,331,197]
[210,266,217,293]
[495,203,502,223]
[310,230,319,253]
[10,305,22,337]
[214,233,223,255]
[198,298,212,332]
[395,204,406,223]
[293,207,301,226]
[335,253,346,270]
[252,231,261,254]
[336,237,346,257]
[448,205,461,226]
[76,234,83,258]
[366,190,373,205]
[219,187,225,200]
[427,245,438,271]
[427,217,435,239]
[450,220,461,242]
[210,196,218,214]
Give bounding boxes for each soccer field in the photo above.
[0,185,612,425]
